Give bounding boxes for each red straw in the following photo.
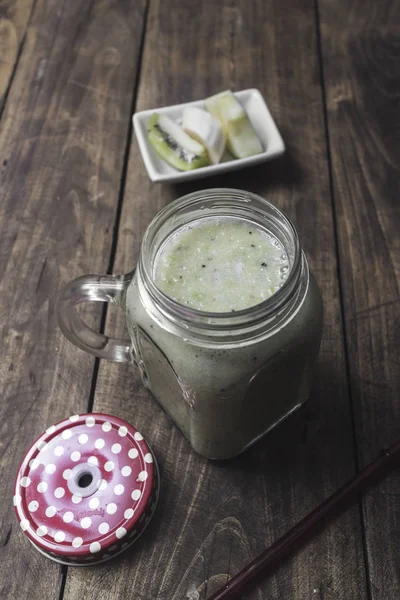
[207,439,400,600]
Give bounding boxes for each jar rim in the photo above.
[139,188,302,331]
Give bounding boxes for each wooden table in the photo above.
[1,1,399,598]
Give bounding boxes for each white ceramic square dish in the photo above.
[133,89,285,183]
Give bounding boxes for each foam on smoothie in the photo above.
[153,216,290,312]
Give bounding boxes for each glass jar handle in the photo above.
[57,273,132,363]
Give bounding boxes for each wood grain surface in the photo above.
[63,0,368,599]
[319,0,400,597]
[0,1,146,598]
[0,0,36,110]
[1,0,398,598]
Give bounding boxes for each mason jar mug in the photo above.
[57,189,323,459]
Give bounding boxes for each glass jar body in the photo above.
[57,189,324,460]
[126,257,323,459]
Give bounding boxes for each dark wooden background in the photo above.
[0,1,398,598]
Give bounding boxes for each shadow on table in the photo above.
[213,356,353,479]
[170,144,304,198]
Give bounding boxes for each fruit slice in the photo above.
[205,91,263,159]
[182,107,225,164]
[147,113,210,171]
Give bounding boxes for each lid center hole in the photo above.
[77,472,93,488]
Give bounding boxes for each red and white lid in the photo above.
[13,413,159,565]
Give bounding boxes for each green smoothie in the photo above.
[154,217,289,312]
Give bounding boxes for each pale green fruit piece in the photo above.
[205,91,263,159]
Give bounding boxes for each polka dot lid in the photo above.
[13,414,159,566]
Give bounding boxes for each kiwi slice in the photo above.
[147,113,210,171]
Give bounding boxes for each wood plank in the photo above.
[0,0,36,111]
[318,0,400,597]
[0,1,146,598]
[64,1,369,599]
